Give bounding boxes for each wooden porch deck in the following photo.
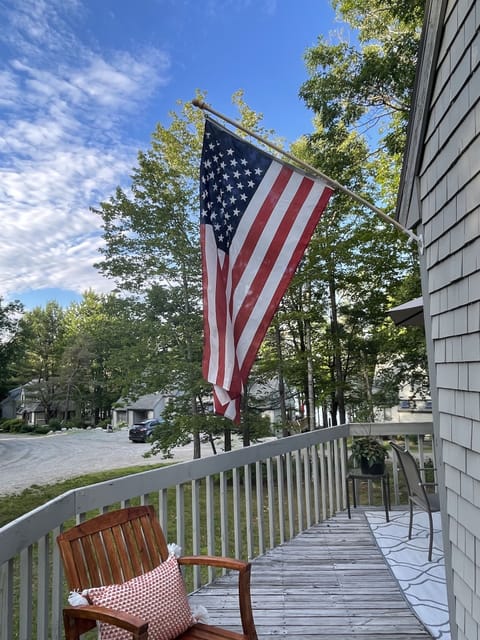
[189,509,432,640]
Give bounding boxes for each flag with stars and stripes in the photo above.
[200,117,333,423]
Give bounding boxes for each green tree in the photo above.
[92,99,206,455]
[292,0,426,424]
[300,0,424,154]
[15,301,66,421]
[63,291,153,425]
[0,297,23,398]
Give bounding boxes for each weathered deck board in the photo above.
[188,509,432,639]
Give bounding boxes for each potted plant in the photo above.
[350,436,388,475]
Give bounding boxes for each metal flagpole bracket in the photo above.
[193,98,423,251]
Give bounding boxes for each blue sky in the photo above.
[1,0,346,310]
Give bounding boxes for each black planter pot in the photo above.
[360,458,385,475]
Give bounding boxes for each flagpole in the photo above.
[192,98,422,250]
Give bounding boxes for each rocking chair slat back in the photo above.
[57,505,258,640]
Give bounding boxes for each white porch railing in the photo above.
[0,421,433,640]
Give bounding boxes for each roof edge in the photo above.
[396,0,449,229]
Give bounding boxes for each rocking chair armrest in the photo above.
[178,555,249,572]
[178,556,257,640]
[63,604,148,635]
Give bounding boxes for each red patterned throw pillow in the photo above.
[87,555,195,640]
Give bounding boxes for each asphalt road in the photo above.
[0,427,205,496]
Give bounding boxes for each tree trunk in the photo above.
[329,275,346,425]
[191,395,201,459]
[274,321,289,437]
[361,350,375,422]
[241,391,250,447]
[305,319,316,430]
[223,428,232,452]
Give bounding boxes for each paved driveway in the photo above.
[0,428,205,496]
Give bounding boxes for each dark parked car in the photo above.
[128,418,162,443]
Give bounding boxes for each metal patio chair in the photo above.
[390,441,440,561]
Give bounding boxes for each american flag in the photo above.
[200,117,333,422]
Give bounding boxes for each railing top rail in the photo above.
[349,422,433,437]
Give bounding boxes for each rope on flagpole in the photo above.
[192,98,423,252]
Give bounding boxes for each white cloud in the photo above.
[0,0,170,304]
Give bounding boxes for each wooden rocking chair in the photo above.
[57,505,258,640]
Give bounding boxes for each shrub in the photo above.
[47,419,63,431]
[64,417,87,429]
[33,425,51,435]
[0,418,25,433]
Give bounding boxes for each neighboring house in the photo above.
[111,392,168,428]
[396,2,479,638]
[0,384,47,425]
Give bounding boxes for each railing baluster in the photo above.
[303,448,312,528]
[158,488,168,533]
[276,455,285,544]
[191,479,201,589]
[19,545,33,640]
[326,441,334,517]
[319,442,327,520]
[219,471,229,560]
[176,484,185,556]
[51,527,63,640]
[392,453,400,504]
[255,461,265,555]
[285,451,294,539]
[206,474,215,581]
[266,457,275,549]
[333,439,342,514]
[244,465,253,560]
[294,450,303,533]
[418,435,425,481]
[0,560,14,640]
[311,444,320,523]
[340,437,348,511]
[233,467,241,558]
[36,535,49,640]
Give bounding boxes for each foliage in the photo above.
[350,436,389,466]
[0,297,24,398]
[91,98,206,455]
[0,418,24,433]
[300,0,424,154]
[291,0,427,423]
[13,301,67,421]
[46,418,63,431]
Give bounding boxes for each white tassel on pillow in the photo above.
[167,542,182,557]
[191,604,209,624]
[68,590,90,606]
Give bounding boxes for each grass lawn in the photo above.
[0,463,170,528]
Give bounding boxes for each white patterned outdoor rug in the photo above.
[366,510,450,640]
